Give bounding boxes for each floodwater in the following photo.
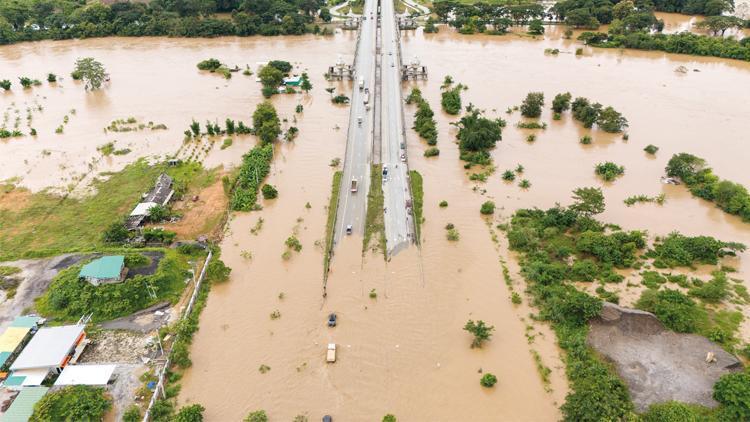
[1,12,750,421]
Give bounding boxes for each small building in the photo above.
[126,173,174,230]
[78,256,127,286]
[283,75,302,86]
[2,386,49,422]
[9,325,87,386]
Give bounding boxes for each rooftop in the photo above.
[2,386,49,422]
[55,364,116,386]
[0,327,31,354]
[10,325,85,371]
[79,256,125,280]
[142,173,174,204]
[9,316,42,328]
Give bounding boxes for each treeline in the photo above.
[406,88,437,145]
[580,31,750,62]
[229,101,281,211]
[551,0,733,28]
[0,0,331,45]
[666,153,750,222]
[433,1,545,34]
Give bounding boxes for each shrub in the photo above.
[520,92,544,118]
[502,170,516,181]
[511,292,522,304]
[464,319,494,348]
[519,179,531,189]
[713,372,750,420]
[47,73,57,82]
[441,83,464,115]
[552,92,572,113]
[424,147,440,157]
[595,162,625,181]
[245,410,268,422]
[688,271,729,303]
[0,80,10,90]
[644,144,659,155]
[122,405,141,422]
[174,404,205,422]
[382,415,397,422]
[439,200,448,207]
[641,401,704,421]
[526,134,536,143]
[197,58,222,71]
[261,184,278,199]
[30,386,111,421]
[285,236,302,252]
[480,201,496,215]
[332,94,350,104]
[480,373,498,387]
[580,135,592,144]
[635,289,706,333]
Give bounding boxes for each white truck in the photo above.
[358,76,364,90]
[351,179,358,193]
[363,88,370,104]
[327,343,337,363]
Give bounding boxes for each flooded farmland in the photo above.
[2,13,750,421]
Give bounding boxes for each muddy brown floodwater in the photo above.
[2,12,750,421]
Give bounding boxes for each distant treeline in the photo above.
[0,0,332,45]
[580,31,750,62]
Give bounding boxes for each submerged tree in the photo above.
[464,319,495,348]
[73,57,107,90]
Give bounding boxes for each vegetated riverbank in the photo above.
[0,0,335,46]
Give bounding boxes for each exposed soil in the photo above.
[160,175,228,241]
[0,189,31,212]
[588,303,742,412]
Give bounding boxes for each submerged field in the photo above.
[1,15,749,421]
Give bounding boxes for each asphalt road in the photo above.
[334,0,377,244]
[380,0,414,256]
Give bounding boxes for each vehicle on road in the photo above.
[363,88,370,104]
[400,153,406,162]
[400,142,406,149]
[323,416,333,422]
[358,76,364,90]
[328,313,337,327]
[327,343,337,363]
[382,165,388,176]
[346,224,353,235]
[351,179,358,192]
[357,116,362,126]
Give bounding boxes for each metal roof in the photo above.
[142,173,173,205]
[79,256,124,280]
[55,364,116,386]
[10,325,84,370]
[2,386,49,422]
[0,327,31,353]
[130,201,159,217]
[9,316,41,328]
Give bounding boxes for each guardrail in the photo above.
[142,249,212,422]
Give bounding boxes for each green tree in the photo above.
[0,79,10,90]
[641,401,702,422]
[122,405,141,422]
[30,386,111,422]
[102,221,129,243]
[197,58,222,71]
[464,319,495,348]
[73,57,107,90]
[175,404,205,422]
[252,101,281,143]
[520,92,544,118]
[596,106,628,133]
[571,187,605,216]
[382,415,397,422]
[300,72,312,93]
[259,65,284,90]
[528,19,545,34]
[552,92,572,113]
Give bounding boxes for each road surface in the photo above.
[380,0,415,256]
[334,0,378,245]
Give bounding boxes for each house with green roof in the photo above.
[78,256,127,286]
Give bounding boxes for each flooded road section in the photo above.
[0,35,355,192]
[181,19,750,421]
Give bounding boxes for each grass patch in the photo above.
[324,171,342,277]
[0,160,211,261]
[363,164,385,255]
[409,170,424,245]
